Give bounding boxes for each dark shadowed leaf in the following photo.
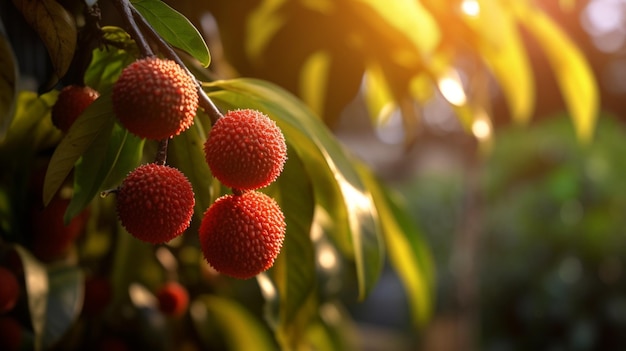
[84,26,137,92]
[0,22,18,141]
[42,265,84,349]
[132,0,210,67]
[65,124,144,223]
[43,91,116,206]
[11,0,77,81]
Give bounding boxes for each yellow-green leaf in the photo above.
[514,3,598,142]
[11,0,77,81]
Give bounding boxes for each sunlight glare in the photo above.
[438,70,467,106]
[256,272,278,301]
[317,243,338,270]
[471,116,491,140]
[461,0,480,17]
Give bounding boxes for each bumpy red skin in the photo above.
[156,281,189,317]
[204,109,287,190]
[51,85,99,133]
[0,267,19,313]
[112,57,199,140]
[199,191,286,279]
[116,164,195,244]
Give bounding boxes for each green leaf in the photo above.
[168,118,216,218]
[356,163,435,326]
[11,0,77,82]
[42,266,84,349]
[205,78,384,299]
[85,26,137,92]
[192,295,276,351]
[65,124,144,223]
[0,24,18,141]
[43,90,116,206]
[132,0,211,67]
[515,3,598,143]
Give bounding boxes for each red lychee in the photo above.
[112,57,199,140]
[31,195,90,262]
[199,191,286,279]
[156,281,189,317]
[115,163,195,244]
[51,85,99,133]
[0,267,19,313]
[204,109,287,190]
[82,276,113,317]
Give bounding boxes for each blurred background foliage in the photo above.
[1,0,623,350]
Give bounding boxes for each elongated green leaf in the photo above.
[43,91,116,206]
[514,3,598,142]
[65,124,144,223]
[132,0,210,67]
[0,24,18,141]
[356,163,435,326]
[468,0,534,124]
[264,147,316,346]
[192,295,276,351]
[205,78,384,299]
[11,0,76,81]
[168,119,216,217]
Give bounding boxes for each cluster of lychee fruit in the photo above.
[51,56,288,280]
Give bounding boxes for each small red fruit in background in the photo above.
[199,191,286,279]
[156,281,189,317]
[31,195,90,262]
[115,163,195,244]
[0,317,22,351]
[51,85,99,133]
[112,57,199,140]
[0,267,20,313]
[204,109,287,190]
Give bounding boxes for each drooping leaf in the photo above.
[205,78,384,299]
[192,295,276,351]
[11,245,49,351]
[65,123,144,223]
[42,265,84,349]
[514,3,598,142]
[356,163,435,326]
[11,0,77,81]
[265,147,317,347]
[168,118,216,217]
[43,90,116,206]
[132,0,211,67]
[0,23,18,141]
[468,0,534,124]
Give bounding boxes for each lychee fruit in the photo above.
[0,267,20,313]
[82,276,113,317]
[51,85,99,133]
[204,109,287,190]
[156,281,189,317]
[199,191,286,279]
[31,195,90,262]
[112,57,199,140]
[115,163,195,244]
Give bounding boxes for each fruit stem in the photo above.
[155,139,169,165]
[111,0,154,58]
[129,5,223,125]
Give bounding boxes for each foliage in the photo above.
[0,0,598,350]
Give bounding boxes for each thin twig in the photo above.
[111,0,154,57]
[155,139,169,165]
[130,5,223,125]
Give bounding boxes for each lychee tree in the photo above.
[0,0,597,350]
